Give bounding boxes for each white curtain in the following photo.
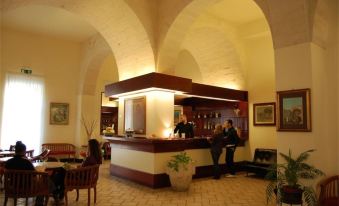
[1,73,45,153]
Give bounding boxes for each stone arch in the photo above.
[175,49,202,83]
[1,0,155,84]
[80,34,116,95]
[179,27,245,89]
[157,0,317,74]
[157,0,270,74]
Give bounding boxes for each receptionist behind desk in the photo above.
[174,114,194,138]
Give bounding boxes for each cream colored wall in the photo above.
[0,28,81,145]
[240,19,277,160]
[174,50,202,83]
[146,91,174,137]
[275,41,338,175]
[117,91,174,137]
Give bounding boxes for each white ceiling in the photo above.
[2,5,98,42]
[208,0,265,25]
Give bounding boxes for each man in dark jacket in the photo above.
[223,119,239,177]
[174,114,194,138]
[5,141,34,170]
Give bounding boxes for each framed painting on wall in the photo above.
[124,96,146,134]
[253,102,276,126]
[277,89,311,132]
[50,103,69,125]
[174,105,183,125]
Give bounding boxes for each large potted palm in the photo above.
[266,149,324,206]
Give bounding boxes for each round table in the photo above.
[34,162,65,171]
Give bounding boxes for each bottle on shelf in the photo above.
[197,113,201,119]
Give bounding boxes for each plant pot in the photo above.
[281,186,303,204]
[167,163,195,191]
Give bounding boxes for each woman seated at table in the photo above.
[52,139,102,201]
[82,139,102,166]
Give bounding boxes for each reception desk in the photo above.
[105,136,245,188]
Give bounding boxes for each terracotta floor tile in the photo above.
[0,160,275,205]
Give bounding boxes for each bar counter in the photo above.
[105,136,242,188]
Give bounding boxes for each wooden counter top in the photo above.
[104,136,211,153]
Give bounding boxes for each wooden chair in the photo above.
[319,175,339,206]
[64,164,100,206]
[3,169,50,206]
[29,149,50,163]
[102,142,111,160]
[8,145,15,151]
[25,150,34,158]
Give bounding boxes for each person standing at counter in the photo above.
[207,124,224,179]
[223,119,239,177]
[174,114,194,138]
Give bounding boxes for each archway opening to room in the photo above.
[158,0,276,163]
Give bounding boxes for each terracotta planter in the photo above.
[281,186,303,204]
[167,163,195,191]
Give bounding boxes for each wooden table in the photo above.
[0,151,15,157]
[33,162,65,169]
[0,157,12,163]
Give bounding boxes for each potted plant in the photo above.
[266,149,325,206]
[166,152,195,191]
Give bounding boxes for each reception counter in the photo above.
[105,136,245,188]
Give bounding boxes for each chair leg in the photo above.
[65,191,68,206]
[94,186,97,203]
[3,196,7,206]
[44,196,49,206]
[88,188,90,206]
[14,198,17,206]
[25,197,28,206]
[76,189,79,201]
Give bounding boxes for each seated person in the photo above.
[82,139,103,167]
[5,141,34,170]
[52,139,103,201]
[5,141,52,206]
[174,114,194,138]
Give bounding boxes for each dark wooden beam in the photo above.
[105,72,192,97]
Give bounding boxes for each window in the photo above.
[1,73,45,153]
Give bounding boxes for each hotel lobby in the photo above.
[0,0,338,205]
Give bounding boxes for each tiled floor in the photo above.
[0,161,275,206]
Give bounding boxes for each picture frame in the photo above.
[174,105,183,125]
[253,102,276,126]
[124,96,146,134]
[277,89,311,132]
[50,102,69,125]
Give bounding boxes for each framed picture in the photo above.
[174,105,183,125]
[253,102,276,126]
[277,89,311,131]
[124,96,146,134]
[50,103,69,125]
